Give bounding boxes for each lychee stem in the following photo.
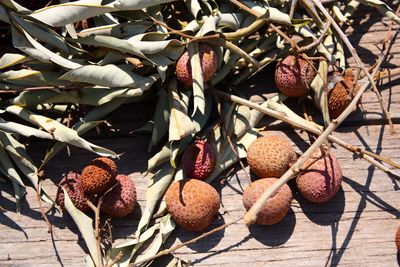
[216,90,400,177]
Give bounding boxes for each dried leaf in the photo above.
[168,80,196,141]
[0,53,31,70]
[188,42,205,115]
[63,188,99,265]
[310,60,330,126]
[6,105,118,158]
[60,64,158,88]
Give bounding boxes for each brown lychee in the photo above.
[101,174,137,218]
[181,140,216,180]
[296,152,343,203]
[81,157,117,195]
[175,43,218,87]
[165,179,220,231]
[275,55,316,97]
[246,134,297,178]
[396,225,400,251]
[243,178,293,225]
[328,76,360,119]
[56,171,89,212]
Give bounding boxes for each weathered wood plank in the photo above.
[1,124,400,266]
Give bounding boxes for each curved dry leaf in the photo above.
[0,118,53,139]
[136,163,175,238]
[188,42,205,116]
[358,0,400,24]
[77,21,152,38]
[108,0,177,10]
[168,80,196,141]
[310,60,330,126]
[30,0,114,27]
[63,188,99,265]
[60,64,157,88]
[149,89,169,150]
[0,53,31,70]
[6,105,118,158]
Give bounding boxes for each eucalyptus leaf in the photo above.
[60,64,158,88]
[358,0,400,24]
[6,105,118,158]
[0,143,26,213]
[149,89,169,150]
[30,0,114,27]
[168,80,196,141]
[136,163,175,237]
[188,42,205,116]
[0,132,54,205]
[63,188,99,265]
[77,21,152,38]
[41,97,128,167]
[0,53,31,70]
[310,60,330,126]
[0,118,53,140]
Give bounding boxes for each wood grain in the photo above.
[1,4,400,267]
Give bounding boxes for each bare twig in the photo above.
[105,251,123,267]
[132,218,241,266]
[297,21,332,53]
[87,200,104,267]
[35,187,53,234]
[243,75,370,225]
[216,90,400,178]
[312,0,396,134]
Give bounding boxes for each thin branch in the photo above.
[132,218,241,266]
[35,187,53,234]
[105,251,123,267]
[216,90,400,179]
[312,0,396,134]
[297,21,332,53]
[243,74,370,225]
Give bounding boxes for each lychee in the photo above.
[100,174,137,218]
[296,152,343,203]
[81,157,117,195]
[246,134,297,178]
[328,74,360,119]
[275,55,316,97]
[181,140,216,180]
[396,225,400,251]
[175,43,218,87]
[242,178,293,225]
[56,171,89,212]
[165,179,220,231]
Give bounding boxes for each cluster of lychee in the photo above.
[275,55,360,119]
[245,134,343,225]
[56,157,137,218]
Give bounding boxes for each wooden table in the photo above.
[1,7,400,267]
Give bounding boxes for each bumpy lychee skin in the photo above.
[81,157,117,195]
[181,140,216,180]
[246,135,297,178]
[328,76,360,119]
[296,152,343,203]
[396,225,400,251]
[165,179,221,231]
[243,178,293,225]
[101,174,137,218]
[175,43,218,87]
[275,55,316,97]
[56,172,89,212]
